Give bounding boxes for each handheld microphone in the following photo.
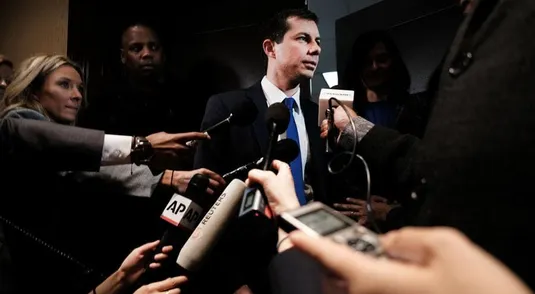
[222,138,300,181]
[239,103,290,219]
[151,174,211,271]
[318,88,354,154]
[186,100,257,147]
[222,158,263,182]
[176,179,247,272]
[325,108,333,153]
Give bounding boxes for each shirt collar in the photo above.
[261,76,301,113]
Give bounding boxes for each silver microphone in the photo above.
[176,179,247,272]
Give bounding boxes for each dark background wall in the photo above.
[336,0,464,94]
[67,0,305,115]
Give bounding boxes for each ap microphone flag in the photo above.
[160,193,204,231]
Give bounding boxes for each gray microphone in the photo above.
[221,138,299,181]
[176,179,247,272]
[186,100,257,147]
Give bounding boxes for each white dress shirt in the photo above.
[261,76,309,178]
[68,135,161,198]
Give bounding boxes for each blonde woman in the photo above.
[0,54,164,196]
[0,55,218,292]
[0,54,225,195]
[0,54,83,123]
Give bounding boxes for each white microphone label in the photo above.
[160,193,203,231]
[318,88,355,126]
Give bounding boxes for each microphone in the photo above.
[318,88,355,153]
[186,100,257,147]
[176,179,247,272]
[239,102,290,218]
[222,138,300,181]
[324,108,333,153]
[262,102,291,170]
[221,158,263,182]
[148,174,211,276]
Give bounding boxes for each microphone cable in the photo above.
[326,97,380,233]
[0,214,105,293]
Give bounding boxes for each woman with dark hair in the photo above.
[332,30,430,231]
[340,30,428,137]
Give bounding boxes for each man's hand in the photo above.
[163,168,226,195]
[320,105,358,139]
[290,227,532,294]
[147,132,209,170]
[247,160,300,215]
[117,240,173,286]
[92,241,182,294]
[334,196,392,223]
[133,276,188,294]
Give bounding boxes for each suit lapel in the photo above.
[300,98,320,150]
[300,97,327,203]
[246,82,269,156]
[447,0,502,66]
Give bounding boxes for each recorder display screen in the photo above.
[297,209,350,235]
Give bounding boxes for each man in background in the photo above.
[79,22,204,135]
[76,23,219,276]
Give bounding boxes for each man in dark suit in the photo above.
[195,8,326,204]
[190,8,327,294]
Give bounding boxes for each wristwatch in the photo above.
[131,136,154,165]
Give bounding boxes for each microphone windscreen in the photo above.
[273,138,299,163]
[184,174,210,198]
[229,99,258,126]
[265,102,290,135]
[176,179,247,272]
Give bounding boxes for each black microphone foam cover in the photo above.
[265,102,290,135]
[185,173,209,193]
[273,138,299,164]
[229,99,258,126]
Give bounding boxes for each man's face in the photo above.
[121,25,164,77]
[271,17,321,81]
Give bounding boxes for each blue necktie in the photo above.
[283,98,307,205]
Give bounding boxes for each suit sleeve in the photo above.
[269,249,324,294]
[193,94,231,174]
[0,117,104,171]
[356,125,425,206]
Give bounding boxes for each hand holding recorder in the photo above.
[290,227,532,294]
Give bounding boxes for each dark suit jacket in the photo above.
[0,117,104,170]
[190,81,327,294]
[269,249,324,294]
[0,117,104,294]
[194,80,327,203]
[355,0,535,288]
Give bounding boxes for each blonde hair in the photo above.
[0,54,83,121]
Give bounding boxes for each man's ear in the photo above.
[262,39,276,59]
[120,49,126,65]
